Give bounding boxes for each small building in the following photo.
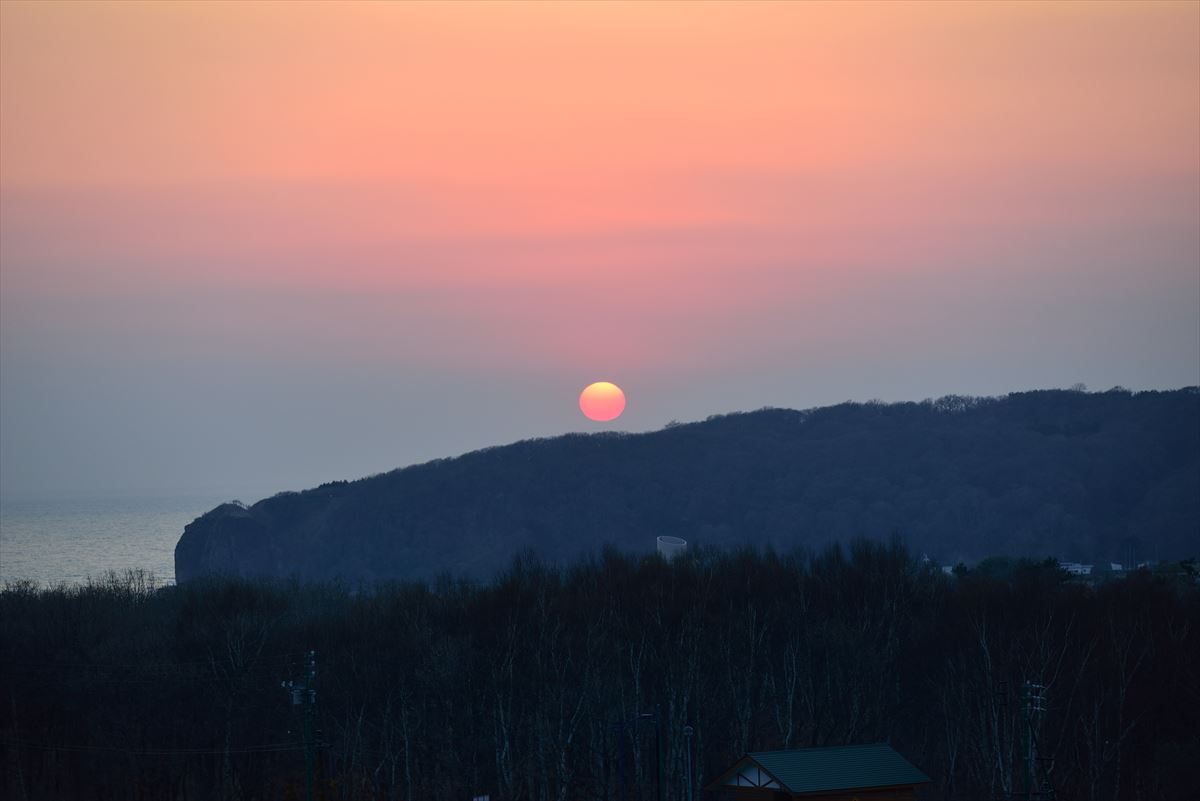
[658,535,688,560]
[707,743,930,801]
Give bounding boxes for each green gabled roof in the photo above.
[747,743,930,794]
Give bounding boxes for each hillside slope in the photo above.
[175,388,1200,582]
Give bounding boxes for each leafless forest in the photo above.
[2,543,1197,800]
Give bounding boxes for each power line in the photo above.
[1,666,301,686]
[0,737,312,756]
[0,653,300,669]
[7,655,278,670]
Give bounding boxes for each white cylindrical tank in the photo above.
[657,536,687,561]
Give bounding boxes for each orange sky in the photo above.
[1,0,1197,494]
[4,2,1196,275]
[4,1,1197,185]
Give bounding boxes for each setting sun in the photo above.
[579,381,626,422]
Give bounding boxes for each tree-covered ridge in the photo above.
[4,546,1199,800]
[176,388,1200,583]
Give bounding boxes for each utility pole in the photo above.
[613,722,626,801]
[304,651,317,801]
[283,650,318,801]
[654,704,663,801]
[682,725,695,801]
[610,720,630,801]
[1021,680,1047,800]
[612,710,664,801]
[636,709,664,801]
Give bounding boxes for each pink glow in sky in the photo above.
[1,1,1197,495]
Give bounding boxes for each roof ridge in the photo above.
[750,742,889,755]
[717,743,930,794]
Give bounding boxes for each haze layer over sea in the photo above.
[0,494,231,586]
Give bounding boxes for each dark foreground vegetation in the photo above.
[177,388,1200,583]
[3,544,1199,801]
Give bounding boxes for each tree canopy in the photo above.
[177,388,1200,583]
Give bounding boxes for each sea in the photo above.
[0,494,231,587]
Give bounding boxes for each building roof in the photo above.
[742,743,930,794]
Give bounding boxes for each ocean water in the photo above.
[0,495,228,586]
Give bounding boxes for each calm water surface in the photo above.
[0,495,229,586]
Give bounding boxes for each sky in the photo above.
[1,0,1198,499]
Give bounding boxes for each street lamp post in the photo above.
[612,709,663,801]
[638,707,663,801]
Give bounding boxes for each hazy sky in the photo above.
[2,1,1197,499]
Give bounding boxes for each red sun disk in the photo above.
[579,381,626,421]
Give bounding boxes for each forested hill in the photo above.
[175,387,1199,583]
